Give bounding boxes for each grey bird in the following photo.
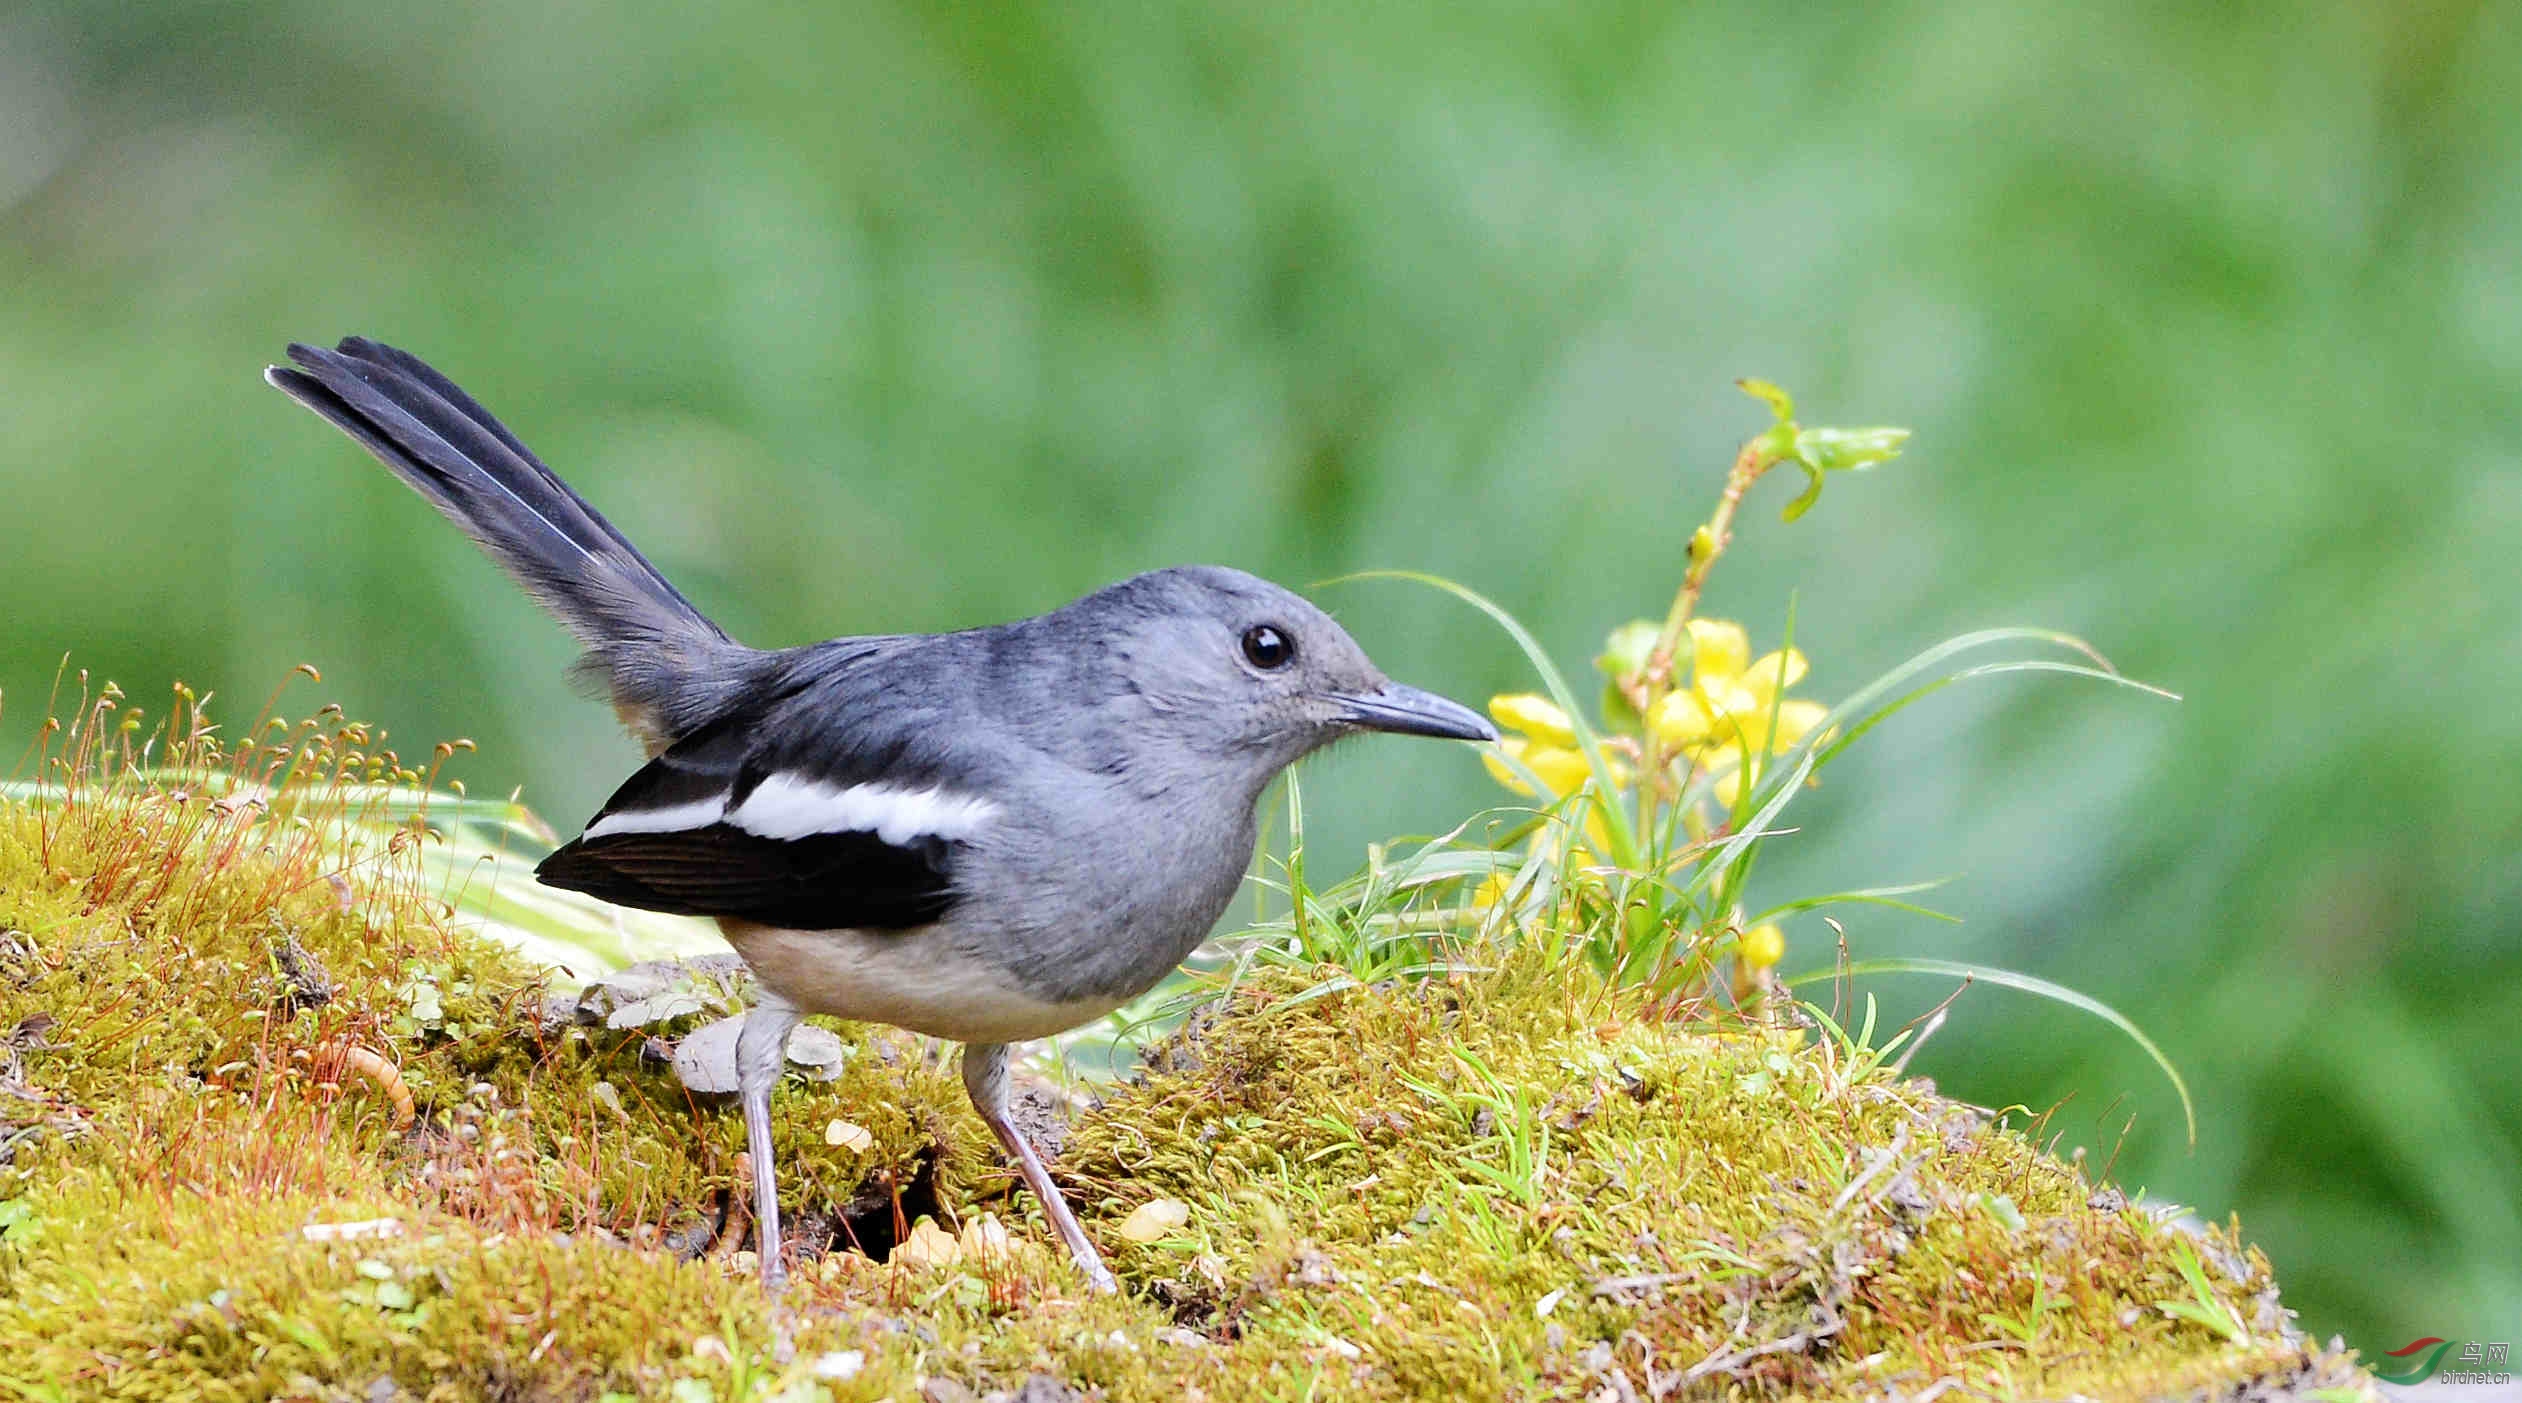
[264,337,1496,1293]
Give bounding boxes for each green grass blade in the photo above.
[1826,626,2169,726]
[1783,956,2197,1147]
[1815,659,2177,769]
[1686,741,1819,899]
[1808,635,2177,766]
[1749,879,1962,925]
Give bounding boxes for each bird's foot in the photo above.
[1073,1246,1118,1296]
[963,1042,1119,1296]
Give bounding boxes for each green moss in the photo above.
[1041,967,2365,1400]
[0,763,2374,1400]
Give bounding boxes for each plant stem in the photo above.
[1633,433,1788,819]
[1647,435,1783,694]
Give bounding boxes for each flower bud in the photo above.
[1739,923,1786,969]
[1594,620,1660,681]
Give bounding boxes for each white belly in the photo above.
[718,919,1119,1045]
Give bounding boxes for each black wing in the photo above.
[537,825,955,930]
[534,681,975,932]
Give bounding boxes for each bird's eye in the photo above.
[1241,624,1294,669]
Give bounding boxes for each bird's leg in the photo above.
[735,993,802,1291]
[961,1041,1117,1294]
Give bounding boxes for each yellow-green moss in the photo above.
[0,776,2375,1401]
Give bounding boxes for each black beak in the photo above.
[1333,683,1498,742]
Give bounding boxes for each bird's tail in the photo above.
[267,337,754,751]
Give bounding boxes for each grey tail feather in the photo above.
[267,336,755,749]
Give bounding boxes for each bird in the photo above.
[264,337,1497,1293]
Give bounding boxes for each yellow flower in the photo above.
[1481,715,1632,870]
[1739,647,1809,694]
[1714,696,1829,762]
[1480,738,1527,792]
[1769,698,1828,751]
[1487,693,1578,748]
[1687,619,1749,682]
[1486,694,1625,825]
[1640,621,1831,809]
[1656,618,1830,767]
[1648,688,1712,749]
[1714,764,1746,809]
[1738,922,1785,969]
[1480,624,1823,870]
[1482,737,1597,797]
[1702,655,1808,749]
[1472,871,1511,907]
[1704,698,1831,806]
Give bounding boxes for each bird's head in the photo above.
[1056,566,1495,781]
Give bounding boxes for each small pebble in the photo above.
[1116,1199,1190,1243]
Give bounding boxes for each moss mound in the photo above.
[0,770,2371,1400]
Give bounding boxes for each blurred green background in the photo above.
[3,0,2514,1350]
